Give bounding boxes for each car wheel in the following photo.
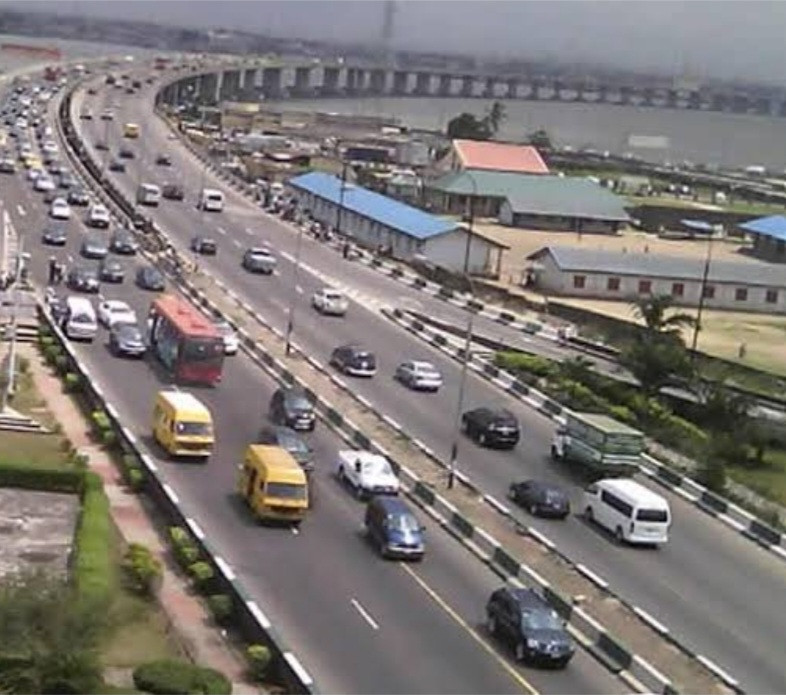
[478,432,487,446]
[614,526,625,544]
[584,506,594,523]
[550,445,562,461]
[515,641,526,662]
[528,502,538,516]
[486,614,498,635]
[337,466,345,483]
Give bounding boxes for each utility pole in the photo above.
[691,235,714,353]
[2,211,22,411]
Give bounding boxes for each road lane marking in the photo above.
[16,205,25,217]
[232,239,242,248]
[400,565,539,695]
[350,598,380,630]
[296,285,303,294]
[216,227,226,235]
[244,227,253,235]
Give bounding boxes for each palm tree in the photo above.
[632,294,696,341]
[484,101,506,136]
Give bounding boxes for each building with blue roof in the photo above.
[739,215,786,263]
[287,171,507,275]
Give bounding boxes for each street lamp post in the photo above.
[284,221,305,356]
[691,233,714,353]
[2,212,23,411]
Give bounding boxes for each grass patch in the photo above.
[8,363,58,429]
[728,449,786,508]
[0,431,72,469]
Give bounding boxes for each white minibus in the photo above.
[63,296,98,342]
[136,183,161,206]
[583,478,671,546]
[198,188,224,212]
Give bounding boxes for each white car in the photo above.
[41,141,58,155]
[86,203,110,228]
[100,109,114,120]
[27,167,43,182]
[34,175,56,192]
[312,287,349,316]
[50,198,71,220]
[98,300,137,328]
[395,360,443,392]
[214,320,239,355]
[336,450,400,498]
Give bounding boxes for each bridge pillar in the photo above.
[242,68,257,92]
[369,69,387,94]
[219,70,241,101]
[552,80,564,100]
[688,91,701,109]
[293,67,311,95]
[345,68,358,93]
[482,77,495,98]
[460,75,474,97]
[712,93,727,112]
[414,72,431,95]
[438,74,452,96]
[392,71,409,94]
[321,67,340,94]
[597,84,608,103]
[262,67,282,98]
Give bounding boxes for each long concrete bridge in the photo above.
[157,59,786,118]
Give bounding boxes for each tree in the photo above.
[631,294,696,341]
[484,101,506,136]
[446,112,491,141]
[619,337,693,397]
[527,129,553,150]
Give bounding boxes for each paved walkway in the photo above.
[21,344,258,694]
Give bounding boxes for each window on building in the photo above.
[766,289,779,304]
[607,277,620,291]
[735,288,748,302]
[672,282,685,297]
[703,285,716,299]
[573,275,586,289]
[638,280,652,294]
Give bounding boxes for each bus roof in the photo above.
[157,389,211,416]
[152,294,219,339]
[569,412,643,437]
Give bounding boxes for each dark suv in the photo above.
[461,407,520,449]
[329,344,377,377]
[258,425,314,471]
[508,480,570,519]
[486,587,575,668]
[269,387,316,432]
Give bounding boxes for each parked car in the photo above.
[86,204,110,228]
[67,188,90,206]
[100,109,114,120]
[118,147,135,159]
[41,226,67,246]
[329,344,377,377]
[214,320,238,355]
[80,235,109,260]
[42,190,59,204]
[58,172,77,189]
[98,299,137,328]
[257,425,314,472]
[461,407,520,449]
[311,287,348,316]
[108,159,126,173]
[190,235,217,255]
[508,481,571,519]
[155,153,172,166]
[135,266,165,291]
[98,258,125,283]
[336,450,400,499]
[269,387,316,432]
[80,109,93,120]
[110,228,138,255]
[486,587,575,667]
[395,360,443,392]
[242,247,276,274]
[67,265,99,293]
[109,322,146,358]
[95,140,109,151]
[161,183,184,200]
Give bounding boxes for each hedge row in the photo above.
[73,471,114,603]
[0,462,84,493]
[133,659,231,695]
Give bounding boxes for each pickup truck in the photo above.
[312,287,348,316]
[336,450,400,498]
[551,412,643,478]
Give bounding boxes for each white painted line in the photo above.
[576,563,609,590]
[122,427,137,445]
[632,606,670,635]
[296,285,303,294]
[232,239,241,248]
[281,250,295,263]
[141,455,158,473]
[214,556,236,581]
[696,655,739,687]
[244,227,253,235]
[473,526,502,551]
[283,653,314,687]
[186,518,206,541]
[350,598,380,630]
[16,205,25,217]
[526,526,557,551]
[246,600,272,629]
[162,483,180,505]
[718,513,747,533]
[770,544,786,561]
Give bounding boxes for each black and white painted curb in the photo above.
[384,306,786,565]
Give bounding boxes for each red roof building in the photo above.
[449,139,549,175]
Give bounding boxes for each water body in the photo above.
[274,96,786,171]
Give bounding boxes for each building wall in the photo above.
[532,253,786,313]
[508,211,620,234]
[422,229,493,275]
[752,234,786,263]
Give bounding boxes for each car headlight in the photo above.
[526,638,539,649]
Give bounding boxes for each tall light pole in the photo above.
[335,160,348,237]
[284,221,305,356]
[2,212,23,411]
[691,232,714,353]
[447,172,478,489]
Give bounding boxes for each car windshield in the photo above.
[174,421,212,436]
[278,431,308,454]
[109,305,130,314]
[71,312,93,324]
[388,513,419,533]
[285,394,312,412]
[117,325,141,340]
[521,609,563,632]
[265,482,307,500]
[542,489,565,504]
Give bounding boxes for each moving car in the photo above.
[269,387,316,432]
[461,407,520,449]
[98,299,137,328]
[98,258,125,283]
[153,390,214,460]
[395,360,443,392]
[95,140,109,151]
[242,247,276,274]
[41,226,67,246]
[100,109,114,120]
[191,235,217,255]
[49,198,71,220]
[257,425,314,472]
[42,189,58,204]
[0,157,16,173]
[486,587,575,667]
[80,235,109,259]
[238,445,309,525]
[161,183,184,200]
[80,109,92,120]
[197,188,224,212]
[110,228,138,255]
[58,172,77,189]
[67,265,100,293]
[329,344,377,377]
[311,287,348,316]
[68,188,90,206]
[61,296,98,341]
[214,320,238,355]
[337,450,400,499]
[155,153,172,166]
[136,266,165,291]
[34,175,55,192]
[364,496,424,560]
[508,480,570,519]
[108,159,126,173]
[86,204,111,228]
[109,322,146,358]
[118,147,135,159]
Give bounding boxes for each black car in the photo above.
[67,265,100,293]
[190,235,217,255]
[508,481,570,519]
[109,322,146,358]
[110,229,138,255]
[108,159,126,173]
[155,154,172,166]
[461,407,520,449]
[81,235,109,260]
[98,258,125,283]
[269,387,316,432]
[46,161,63,175]
[95,140,109,151]
[118,147,135,159]
[486,587,574,668]
[58,173,77,189]
[0,158,16,173]
[258,425,314,472]
[41,226,67,246]
[136,266,165,291]
[68,188,90,206]
[162,183,184,200]
[329,344,377,378]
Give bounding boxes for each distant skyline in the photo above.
[5,1,786,85]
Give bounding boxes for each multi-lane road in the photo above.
[0,74,631,694]
[62,70,786,693]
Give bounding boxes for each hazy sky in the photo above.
[7,1,786,85]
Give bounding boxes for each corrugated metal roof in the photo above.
[453,139,549,174]
[529,245,786,287]
[288,171,458,240]
[739,215,786,242]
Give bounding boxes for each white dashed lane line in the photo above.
[350,598,380,631]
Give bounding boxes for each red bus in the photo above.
[148,295,225,386]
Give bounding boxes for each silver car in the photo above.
[395,360,443,392]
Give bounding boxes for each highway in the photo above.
[62,69,786,694]
[3,82,627,695]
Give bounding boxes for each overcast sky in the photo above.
[7,1,786,85]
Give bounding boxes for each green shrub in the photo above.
[43,344,61,364]
[494,351,555,378]
[74,472,113,603]
[246,644,272,682]
[54,354,69,374]
[122,543,162,598]
[38,325,53,339]
[64,372,81,392]
[38,334,55,348]
[168,526,190,547]
[0,463,84,493]
[174,543,199,569]
[132,659,231,695]
[608,404,638,426]
[126,467,144,492]
[101,428,117,448]
[91,410,111,433]
[207,594,233,623]
[188,561,214,591]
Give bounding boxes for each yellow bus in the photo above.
[123,122,140,139]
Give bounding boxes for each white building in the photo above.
[528,245,786,314]
[288,171,506,276]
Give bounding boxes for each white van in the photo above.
[136,183,161,206]
[62,296,98,342]
[583,478,671,546]
[198,188,224,212]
